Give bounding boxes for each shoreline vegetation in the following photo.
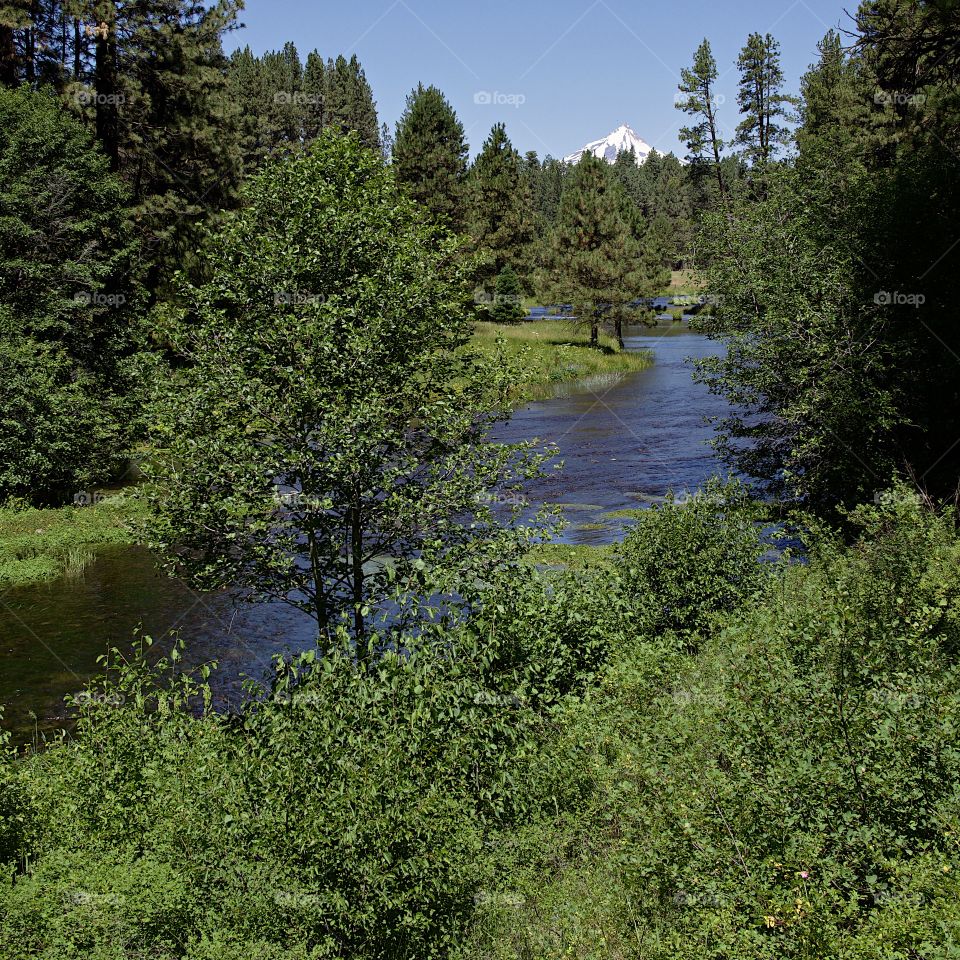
[0,495,145,589]
[0,320,653,589]
[473,319,654,400]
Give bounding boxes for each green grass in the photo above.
[666,268,704,295]
[524,542,614,571]
[473,320,653,400]
[0,493,146,587]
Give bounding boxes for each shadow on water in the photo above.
[0,322,727,742]
[0,546,317,743]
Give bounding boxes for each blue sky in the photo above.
[226,0,852,158]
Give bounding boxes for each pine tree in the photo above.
[536,155,567,225]
[467,123,535,291]
[260,42,305,153]
[325,54,379,151]
[796,30,878,174]
[392,83,468,230]
[676,38,726,197]
[735,32,797,163]
[539,154,661,348]
[490,266,526,324]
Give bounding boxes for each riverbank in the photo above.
[0,494,145,588]
[473,319,653,400]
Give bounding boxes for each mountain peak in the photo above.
[563,124,653,165]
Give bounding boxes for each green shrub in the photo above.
[466,485,960,959]
[616,477,768,642]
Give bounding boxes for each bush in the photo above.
[466,485,960,959]
[616,477,768,642]
[1,569,610,960]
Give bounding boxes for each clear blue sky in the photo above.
[226,0,853,158]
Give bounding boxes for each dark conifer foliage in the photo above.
[393,83,468,230]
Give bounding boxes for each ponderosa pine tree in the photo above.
[735,33,796,164]
[392,83,468,230]
[324,54,379,152]
[228,45,382,174]
[467,123,535,292]
[539,154,660,348]
[676,38,727,198]
[0,86,141,504]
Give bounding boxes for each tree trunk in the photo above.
[307,527,331,643]
[614,316,625,351]
[0,26,16,86]
[94,6,120,170]
[350,499,366,646]
[72,17,81,80]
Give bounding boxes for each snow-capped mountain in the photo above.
[563,123,653,165]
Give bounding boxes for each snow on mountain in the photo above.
[563,123,653,165]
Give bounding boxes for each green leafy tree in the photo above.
[698,9,960,511]
[392,83,468,230]
[149,132,541,642]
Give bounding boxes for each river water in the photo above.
[0,324,726,742]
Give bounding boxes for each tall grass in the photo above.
[472,320,653,400]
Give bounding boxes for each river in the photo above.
[0,324,725,742]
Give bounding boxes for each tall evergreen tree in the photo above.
[392,83,468,230]
[467,123,535,291]
[735,32,796,163]
[539,154,661,348]
[325,53,379,152]
[0,85,141,503]
[533,155,566,226]
[676,38,727,198]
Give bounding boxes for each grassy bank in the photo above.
[0,494,145,588]
[473,319,653,400]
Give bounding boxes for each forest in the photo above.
[1,0,960,957]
